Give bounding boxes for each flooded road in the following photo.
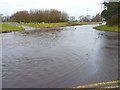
[2,24,118,88]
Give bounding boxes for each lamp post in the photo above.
[100,3,103,23]
[86,10,88,16]
[86,10,88,22]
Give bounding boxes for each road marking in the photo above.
[74,80,120,88]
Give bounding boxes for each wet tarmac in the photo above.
[1,24,118,88]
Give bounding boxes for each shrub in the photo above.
[107,14,120,26]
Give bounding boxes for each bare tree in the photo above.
[69,16,75,22]
[10,9,69,23]
[10,11,30,23]
[91,13,102,22]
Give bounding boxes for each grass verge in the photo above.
[94,25,120,32]
[22,22,97,28]
[0,24,24,33]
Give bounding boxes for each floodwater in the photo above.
[1,24,118,88]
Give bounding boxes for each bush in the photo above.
[107,14,120,26]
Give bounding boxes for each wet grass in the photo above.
[22,22,97,28]
[73,22,97,25]
[0,24,24,33]
[23,22,68,28]
[94,25,120,32]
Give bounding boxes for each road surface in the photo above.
[1,24,119,88]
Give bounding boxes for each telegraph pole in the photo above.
[86,10,88,22]
[86,10,88,16]
[100,3,103,23]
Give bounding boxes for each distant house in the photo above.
[79,15,91,22]
[0,14,3,23]
[2,16,10,22]
[0,14,10,22]
[69,16,76,22]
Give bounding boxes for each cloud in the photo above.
[0,0,103,17]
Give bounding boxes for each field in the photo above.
[0,22,98,33]
[22,22,97,28]
[0,24,24,33]
[94,25,120,32]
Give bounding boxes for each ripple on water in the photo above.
[2,25,118,88]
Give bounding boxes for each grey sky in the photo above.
[1,0,104,18]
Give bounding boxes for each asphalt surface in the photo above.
[1,24,119,88]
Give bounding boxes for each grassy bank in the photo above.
[0,24,24,33]
[94,25,120,32]
[22,22,97,28]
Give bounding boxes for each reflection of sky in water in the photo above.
[2,25,118,88]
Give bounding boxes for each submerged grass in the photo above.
[0,24,24,33]
[94,25,120,32]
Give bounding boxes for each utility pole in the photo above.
[100,3,103,23]
[86,10,88,16]
[86,10,88,22]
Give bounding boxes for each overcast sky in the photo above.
[1,0,104,18]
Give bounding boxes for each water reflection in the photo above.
[2,25,118,88]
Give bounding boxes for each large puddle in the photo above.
[1,25,118,88]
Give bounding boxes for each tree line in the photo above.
[10,9,69,23]
[101,1,120,25]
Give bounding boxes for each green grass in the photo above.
[23,22,68,28]
[0,24,24,33]
[94,25,120,32]
[22,22,97,28]
[71,22,98,25]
